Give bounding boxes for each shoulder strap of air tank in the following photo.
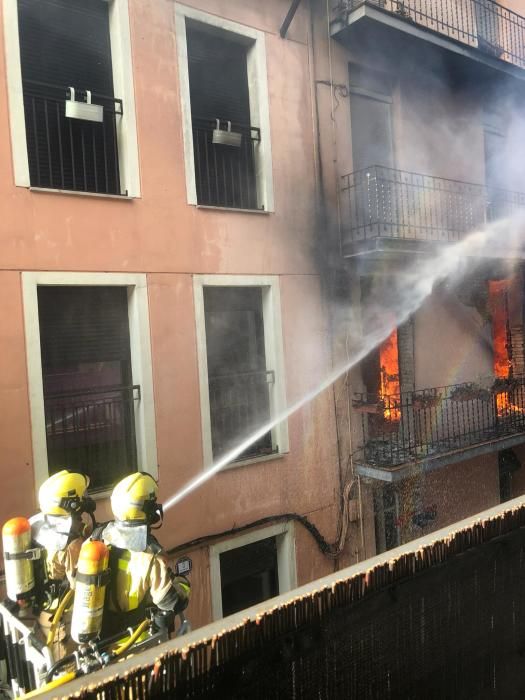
[91,523,107,541]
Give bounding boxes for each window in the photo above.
[194,275,288,469]
[38,286,137,490]
[175,4,274,211]
[209,524,296,620]
[22,273,157,494]
[349,65,394,172]
[3,0,140,196]
[220,537,279,617]
[204,287,273,461]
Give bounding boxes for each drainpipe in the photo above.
[280,0,303,38]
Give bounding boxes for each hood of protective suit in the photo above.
[30,513,72,554]
[102,521,149,552]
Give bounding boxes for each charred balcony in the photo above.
[332,0,525,77]
[340,166,525,257]
[354,377,525,480]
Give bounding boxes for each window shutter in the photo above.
[37,286,131,371]
[186,25,251,125]
[18,0,114,95]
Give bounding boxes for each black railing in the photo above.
[340,166,525,244]
[23,80,122,195]
[208,369,276,461]
[333,0,525,69]
[192,117,260,210]
[44,384,139,491]
[354,377,525,468]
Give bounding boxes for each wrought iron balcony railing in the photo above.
[44,384,139,490]
[192,117,261,210]
[208,369,276,461]
[354,377,525,469]
[333,0,525,69]
[340,166,525,245]
[23,80,123,195]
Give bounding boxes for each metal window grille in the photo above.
[23,81,122,194]
[192,118,260,209]
[44,385,139,491]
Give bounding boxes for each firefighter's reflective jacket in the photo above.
[93,523,190,635]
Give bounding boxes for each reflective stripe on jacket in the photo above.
[107,549,183,613]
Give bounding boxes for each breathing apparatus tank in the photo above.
[2,517,41,602]
[71,540,110,643]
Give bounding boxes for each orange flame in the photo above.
[488,279,516,416]
[379,328,401,421]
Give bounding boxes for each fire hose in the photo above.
[45,589,74,647]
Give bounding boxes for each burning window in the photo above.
[488,279,512,380]
[379,328,401,421]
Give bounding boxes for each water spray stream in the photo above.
[164,216,524,512]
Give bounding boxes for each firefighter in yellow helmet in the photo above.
[28,470,95,655]
[31,470,95,593]
[94,472,190,637]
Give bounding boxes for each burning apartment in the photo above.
[0,0,524,649]
[321,0,525,553]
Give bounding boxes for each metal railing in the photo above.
[0,602,54,697]
[192,117,261,210]
[333,0,525,69]
[353,377,525,468]
[44,384,139,490]
[23,80,123,195]
[340,166,525,244]
[208,369,276,461]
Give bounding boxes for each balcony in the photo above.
[208,369,276,461]
[44,385,139,491]
[192,117,261,210]
[353,377,525,480]
[340,166,525,256]
[23,80,123,195]
[332,0,525,74]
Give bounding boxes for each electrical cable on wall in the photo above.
[168,479,356,560]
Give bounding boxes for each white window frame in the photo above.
[3,0,141,197]
[174,3,274,212]
[22,272,157,496]
[193,274,289,470]
[209,522,297,620]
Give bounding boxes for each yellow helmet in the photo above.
[110,472,161,524]
[39,470,90,517]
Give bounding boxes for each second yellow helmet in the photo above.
[110,472,159,523]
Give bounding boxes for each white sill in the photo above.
[219,451,287,472]
[195,204,271,214]
[29,187,136,200]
